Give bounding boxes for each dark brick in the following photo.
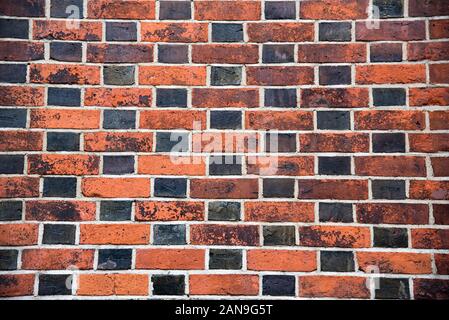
[373,88,406,106]
[262,45,295,63]
[319,66,352,85]
[159,1,191,20]
[209,156,242,176]
[0,0,46,17]
[50,42,82,62]
[152,275,185,296]
[264,89,297,108]
[100,201,132,221]
[154,178,187,198]
[263,225,296,246]
[265,133,296,153]
[158,45,188,64]
[42,224,76,245]
[211,66,242,86]
[212,23,243,42]
[50,0,84,18]
[319,157,351,175]
[47,87,81,106]
[372,133,405,153]
[0,155,24,174]
[156,89,187,108]
[153,224,186,245]
[320,251,355,272]
[265,1,296,19]
[319,203,353,223]
[0,109,27,128]
[47,132,80,151]
[370,43,403,62]
[38,274,71,296]
[372,180,406,200]
[262,275,295,296]
[375,278,410,299]
[208,201,241,221]
[0,64,26,83]
[106,22,137,41]
[374,0,404,18]
[103,65,135,85]
[0,201,22,221]
[98,249,132,270]
[43,177,77,198]
[374,227,408,248]
[156,132,189,152]
[209,249,242,269]
[317,111,350,130]
[263,178,295,198]
[0,250,18,270]
[103,156,134,175]
[0,18,29,39]
[319,22,352,41]
[103,110,136,129]
[210,111,242,129]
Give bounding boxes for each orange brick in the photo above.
[190,275,259,296]
[88,0,155,19]
[245,201,315,222]
[245,110,313,130]
[300,133,370,153]
[356,203,429,225]
[299,226,371,248]
[0,224,39,246]
[84,88,152,108]
[410,181,449,200]
[84,132,153,152]
[247,23,314,42]
[139,110,206,130]
[22,249,94,270]
[410,87,449,106]
[300,0,369,19]
[410,134,449,153]
[138,155,206,176]
[30,64,100,85]
[192,89,259,108]
[0,131,43,151]
[82,178,151,198]
[135,201,205,221]
[0,86,44,106]
[355,156,427,177]
[141,22,208,42]
[0,177,40,198]
[80,224,150,245]
[33,20,102,41]
[354,110,425,130]
[136,249,205,270]
[78,274,149,296]
[358,252,432,274]
[28,154,100,175]
[246,156,315,176]
[30,109,100,129]
[356,64,426,84]
[247,250,317,272]
[139,66,206,85]
[0,274,35,297]
[194,1,261,21]
[192,132,259,153]
[299,276,370,299]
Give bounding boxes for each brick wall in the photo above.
[0,0,448,299]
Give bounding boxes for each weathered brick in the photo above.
[194,1,261,21]
[88,0,155,19]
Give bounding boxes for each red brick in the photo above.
[0,86,45,106]
[247,66,314,86]
[410,181,449,200]
[356,203,429,225]
[139,66,206,85]
[0,41,44,61]
[247,250,317,272]
[0,0,45,17]
[190,275,259,296]
[410,87,449,106]
[356,64,426,84]
[245,110,313,130]
[30,64,100,85]
[192,44,258,64]
[33,20,102,41]
[355,156,427,177]
[412,229,449,249]
[0,274,35,297]
[408,41,449,61]
[80,224,150,245]
[299,133,370,153]
[354,110,425,130]
[357,252,432,274]
[87,44,153,63]
[301,88,369,108]
[0,177,40,199]
[0,131,43,151]
[135,201,205,221]
[84,88,152,108]
[409,0,449,17]
[25,201,96,221]
[22,249,94,270]
[432,157,449,177]
[82,178,151,198]
[190,224,259,246]
[299,276,370,299]
[246,156,314,176]
[410,134,449,152]
[84,132,153,152]
[430,111,449,129]
[430,63,449,84]
[192,132,259,153]
[245,201,315,222]
[138,155,206,176]
[141,22,208,42]
[140,110,206,130]
[28,154,100,176]
[194,1,261,21]
[247,23,314,42]
[0,224,38,246]
[434,204,449,225]
[414,279,449,300]
[299,226,371,248]
[88,0,155,19]
[136,249,205,270]
[192,89,259,108]
[300,0,368,19]
[430,19,449,39]
[190,179,259,199]
[30,109,100,129]
[78,274,149,296]
[436,254,449,275]
[356,21,426,41]
[297,44,366,63]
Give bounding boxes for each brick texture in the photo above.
[0,0,448,300]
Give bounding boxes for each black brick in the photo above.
[50,0,84,18]
[262,275,295,296]
[208,201,241,221]
[158,45,189,64]
[262,44,294,63]
[372,180,406,200]
[0,18,29,39]
[153,224,186,245]
[100,201,132,221]
[47,87,81,106]
[209,249,242,269]
[103,65,135,85]
[373,133,405,153]
[0,108,27,128]
[320,251,355,272]
[152,275,185,295]
[373,88,406,106]
[210,111,242,129]
[212,23,243,42]
[211,66,242,86]
[0,64,27,83]
[43,177,77,198]
[374,0,404,18]
[0,201,22,221]
[98,249,132,270]
[42,224,76,245]
[50,42,82,62]
[38,274,71,296]
[319,203,353,223]
[103,110,136,129]
[265,89,297,108]
[106,22,137,41]
[319,157,351,175]
[155,132,189,152]
[0,250,18,270]
[317,111,350,130]
[47,132,80,151]
[0,155,24,174]
[103,156,134,175]
[154,178,187,198]
[263,225,296,246]
[319,22,352,41]
[374,227,408,248]
[375,278,410,299]
[265,133,296,153]
[263,178,295,198]
[156,89,187,108]
[209,156,242,176]
[319,66,352,85]
[159,1,191,20]
[370,43,403,62]
[265,1,296,19]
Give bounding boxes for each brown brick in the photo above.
[298,179,368,200]
[33,20,102,41]
[245,201,314,222]
[356,203,429,225]
[140,110,206,130]
[0,131,43,151]
[28,154,100,176]
[192,89,259,108]
[192,44,258,64]
[299,276,370,299]
[88,0,155,19]
[135,201,205,221]
[0,274,35,297]
[354,110,425,130]
[412,229,449,249]
[190,224,259,246]
[299,133,370,153]
[355,156,427,177]
[0,178,40,199]
[408,41,449,61]
[246,66,314,86]
[410,181,449,200]
[430,111,449,130]
[190,179,259,199]
[194,1,261,21]
[432,157,449,177]
[247,23,314,42]
[0,41,44,61]
[356,21,426,41]
[30,64,100,85]
[297,44,366,63]
[87,44,153,63]
[25,201,96,221]
[301,88,369,108]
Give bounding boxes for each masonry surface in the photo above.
[0,0,449,300]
